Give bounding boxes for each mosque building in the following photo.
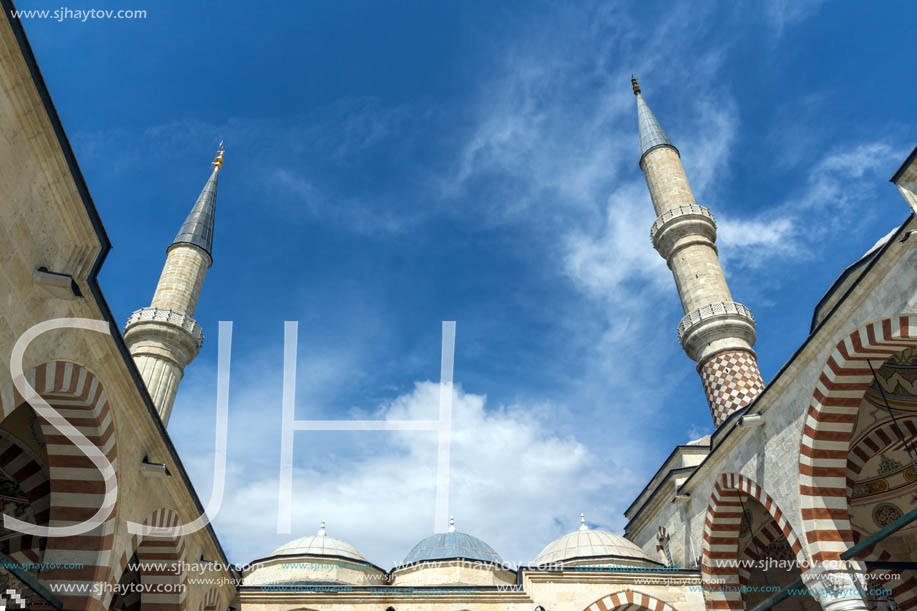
[0,5,915,611]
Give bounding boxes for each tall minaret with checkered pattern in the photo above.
[632,77,764,427]
[123,146,223,426]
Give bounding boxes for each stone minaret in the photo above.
[632,78,764,427]
[124,146,223,425]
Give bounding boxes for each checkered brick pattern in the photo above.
[699,349,765,427]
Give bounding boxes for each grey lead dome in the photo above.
[402,531,503,565]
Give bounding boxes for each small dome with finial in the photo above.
[532,514,651,566]
[401,517,502,565]
[270,521,366,562]
[244,520,386,587]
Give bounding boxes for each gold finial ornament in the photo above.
[212,141,225,170]
[631,75,641,96]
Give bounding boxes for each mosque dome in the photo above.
[270,521,366,562]
[392,517,513,587]
[532,514,650,566]
[401,517,502,565]
[244,522,384,587]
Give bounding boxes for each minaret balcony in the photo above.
[650,204,717,261]
[677,301,757,363]
[125,307,203,344]
[124,307,204,367]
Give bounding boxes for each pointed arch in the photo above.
[582,589,678,611]
[798,315,917,564]
[846,415,917,496]
[737,519,791,586]
[0,433,49,566]
[0,361,119,610]
[844,414,917,611]
[701,473,809,611]
[108,508,188,611]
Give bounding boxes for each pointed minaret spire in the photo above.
[633,79,764,427]
[171,146,223,260]
[124,145,225,425]
[632,76,676,162]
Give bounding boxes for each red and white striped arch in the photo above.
[799,315,917,564]
[583,589,678,611]
[844,415,917,610]
[736,519,790,586]
[0,434,50,566]
[137,508,188,610]
[846,416,917,497]
[105,508,189,611]
[701,473,808,611]
[0,361,119,611]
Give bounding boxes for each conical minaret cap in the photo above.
[171,147,223,260]
[632,77,676,160]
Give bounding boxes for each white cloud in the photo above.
[717,215,801,270]
[562,181,668,304]
[706,143,902,276]
[178,380,631,568]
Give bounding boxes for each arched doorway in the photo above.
[0,361,120,610]
[109,508,188,611]
[701,473,817,611]
[0,409,50,573]
[799,316,917,610]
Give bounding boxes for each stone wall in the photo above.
[0,10,235,609]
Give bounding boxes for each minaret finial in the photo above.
[631,75,641,96]
[212,142,225,171]
[448,516,456,533]
[317,520,326,536]
[579,512,588,531]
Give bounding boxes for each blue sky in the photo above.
[18,0,916,567]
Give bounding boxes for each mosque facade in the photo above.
[0,5,915,611]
